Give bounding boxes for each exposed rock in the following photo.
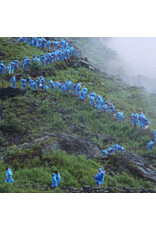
[44,132,104,158]
[101,82,105,86]
[107,151,156,184]
[0,87,26,100]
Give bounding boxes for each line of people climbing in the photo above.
[18,37,68,51]
[0,38,79,75]
[131,110,150,130]
[102,144,124,156]
[4,167,106,189]
[10,75,155,151]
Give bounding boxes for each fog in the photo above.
[106,38,156,78]
[104,38,156,92]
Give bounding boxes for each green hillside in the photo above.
[0,37,155,192]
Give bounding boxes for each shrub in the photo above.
[0,113,25,134]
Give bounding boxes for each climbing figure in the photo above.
[51,171,61,188]
[96,95,103,111]
[89,92,96,106]
[131,111,139,128]
[0,61,7,75]
[5,168,14,183]
[109,104,115,115]
[8,61,15,74]
[117,111,124,123]
[65,79,73,92]
[49,80,55,90]
[95,168,105,188]
[154,130,156,142]
[21,79,27,89]
[147,140,154,150]
[79,87,88,100]
[10,76,16,88]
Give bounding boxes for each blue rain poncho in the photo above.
[28,77,33,87]
[95,169,105,186]
[56,172,61,186]
[36,56,41,63]
[131,112,139,126]
[109,105,115,115]
[31,80,36,90]
[13,60,19,70]
[107,146,116,154]
[5,168,14,183]
[73,83,77,95]
[47,40,51,51]
[60,83,67,92]
[23,57,30,70]
[117,112,124,122]
[49,80,55,90]
[51,172,61,187]
[8,62,15,74]
[102,149,109,156]
[41,55,47,66]
[102,103,108,112]
[51,173,57,187]
[65,79,73,91]
[0,61,7,74]
[10,76,16,88]
[154,130,156,142]
[115,144,124,151]
[96,96,103,111]
[55,82,61,89]
[147,140,154,150]
[79,87,88,100]
[36,79,40,89]
[21,79,27,89]
[139,113,147,129]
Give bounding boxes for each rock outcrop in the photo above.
[107,151,156,184]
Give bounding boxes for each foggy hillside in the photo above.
[70,37,156,93]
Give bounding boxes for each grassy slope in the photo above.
[0,37,155,192]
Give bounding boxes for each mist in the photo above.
[104,37,156,92]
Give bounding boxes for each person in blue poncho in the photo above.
[13,60,19,71]
[115,144,124,151]
[8,61,15,74]
[60,82,67,92]
[102,103,108,113]
[102,149,109,156]
[0,61,7,75]
[154,130,156,142]
[131,111,139,128]
[51,171,61,188]
[21,79,27,89]
[5,168,14,183]
[28,77,33,87]
[147,140,154,150]
[79,87,88,100]
[117,111,124,123]
[109,104,115,115]
[31,55,37,63]
[96,95,103,111]
[49,80,55,90]
[65,79,73,92]
[138,112,147,130]
[95,168,105,188]
[10,76,16,88]
[89,92,96,107]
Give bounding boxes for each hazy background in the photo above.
[106,37,156,78]
[104,37,156,92]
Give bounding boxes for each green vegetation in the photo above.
[0,37,156,192]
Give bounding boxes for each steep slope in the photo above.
[0,37,155,192]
